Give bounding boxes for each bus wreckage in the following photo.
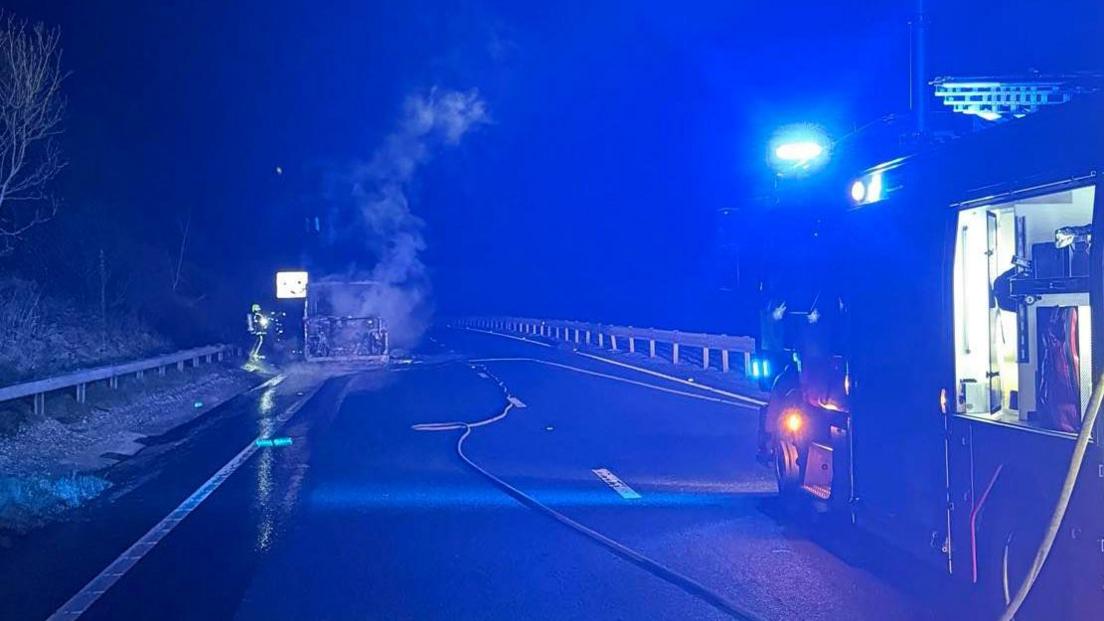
[303,281,390,363]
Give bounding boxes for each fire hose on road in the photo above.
[412,361,761,621]
[998,371,1104,621]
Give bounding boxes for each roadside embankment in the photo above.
[0,361,265,533]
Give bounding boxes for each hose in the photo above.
[414,364,761,621]
[998,371,1104,621]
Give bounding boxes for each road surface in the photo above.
[0,328,951,620]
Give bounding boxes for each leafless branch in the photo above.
[171,209,191,293]
[0,11,67,256]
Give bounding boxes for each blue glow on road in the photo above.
[310,481,774,511]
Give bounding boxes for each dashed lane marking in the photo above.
[592,468,642,500]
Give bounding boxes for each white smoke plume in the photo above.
[325,88,488,348]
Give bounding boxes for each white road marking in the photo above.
[413,363,760,620]
[460,326,765,407]
[507,396,527,408]
[575,351,766,406]
[592,468,642,500]
[48,384,324,620]
[464,327,552,347]
[470,357,750,407]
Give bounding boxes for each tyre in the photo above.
[774,439,801,496]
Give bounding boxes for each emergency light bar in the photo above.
[931,77,1083,121]
[769,124,830,176]
[774,141,824,163]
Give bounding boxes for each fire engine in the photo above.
[756,92,1103,617]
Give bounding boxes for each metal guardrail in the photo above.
[458,317,756,374]
[0,344,239,416]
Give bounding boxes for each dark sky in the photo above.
[8,0,1103,329]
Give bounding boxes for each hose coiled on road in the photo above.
[413,363,761,621]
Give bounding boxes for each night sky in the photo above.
[7,0,1103,330]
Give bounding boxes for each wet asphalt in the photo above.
[0,329,950,620]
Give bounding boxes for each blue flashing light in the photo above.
[769,124,830,175]
[774,141,824,163]
[751,359,761,378]
[761,359,770,377]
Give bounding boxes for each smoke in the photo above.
[324,88,488,348]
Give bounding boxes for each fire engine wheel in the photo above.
[774,440,801,496]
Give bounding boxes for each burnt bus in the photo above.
[758,93,1103,618]
[303,281,390,363]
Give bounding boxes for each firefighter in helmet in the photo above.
[247,303,270,360]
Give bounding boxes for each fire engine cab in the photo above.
[757,92,1103,618]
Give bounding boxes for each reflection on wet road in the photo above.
[4,330,939,621]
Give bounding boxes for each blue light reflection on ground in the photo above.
[311,483,772,511]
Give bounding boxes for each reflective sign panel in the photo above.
[276,271,309,299]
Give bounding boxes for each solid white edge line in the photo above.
[48,382,324,620]
[464,327,551,347]
[470,357,748,407]
[460,327,766,407]
[574,351,766,406]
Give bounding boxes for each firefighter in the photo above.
[247,303,270,360]
[756,294,790,461]
[759,292,850,495]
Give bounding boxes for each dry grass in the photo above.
[0,277,171,384]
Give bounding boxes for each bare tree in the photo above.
[0,12,67,256]
[171,209,191,294]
